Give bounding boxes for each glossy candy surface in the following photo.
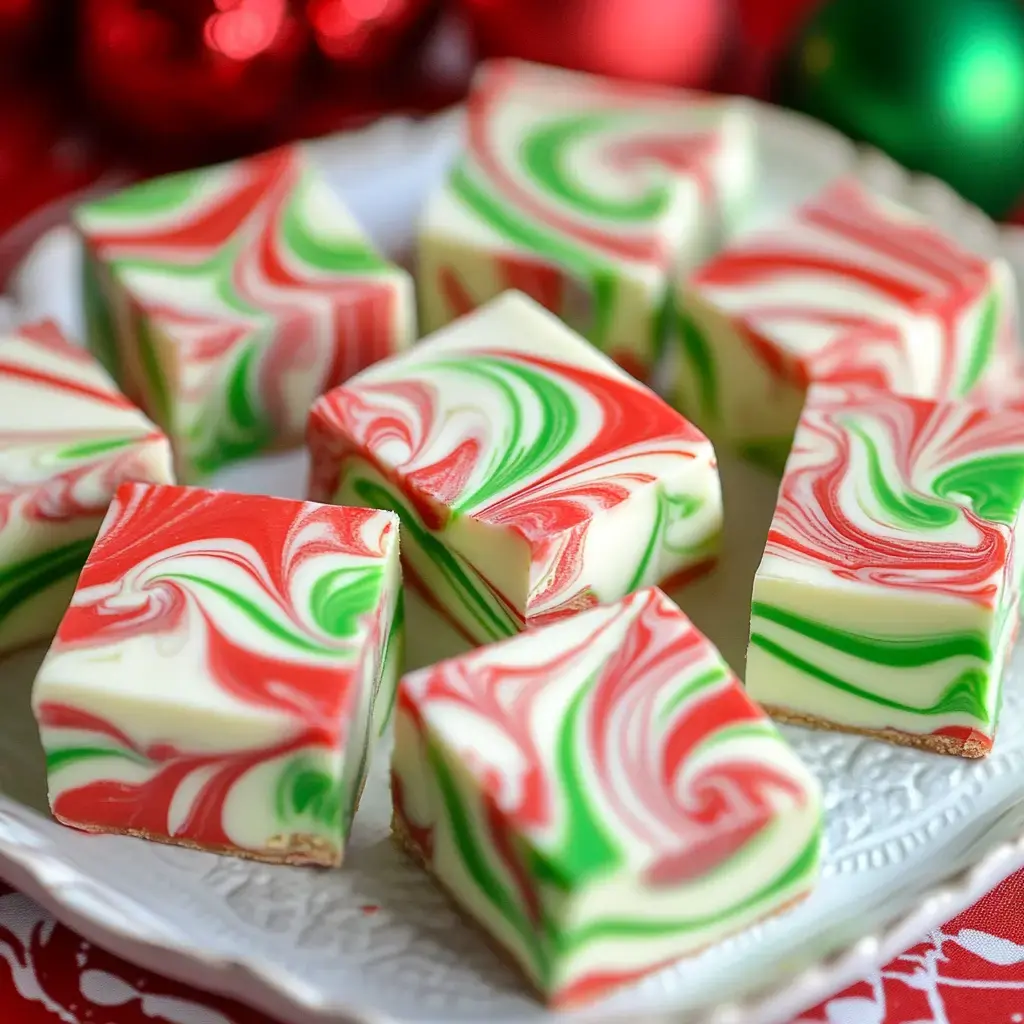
[673,178,1018,469]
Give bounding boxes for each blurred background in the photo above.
[3,0,1024,286]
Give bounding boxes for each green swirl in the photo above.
[543,681,621,887]
[46,744,148,774]
[752,602,992,665]
[189,343,273,479]
[112,240,259,318]
[275,756,343,829]
[749,601,994,723]
[933,452,1024,525]
[162,572,358,657]
[658,666,728,725]
[521,114,671,222]
[82,168,203,219]
[847,416,1024,531]
[846,420,959,530]
[82,255,122,383]
[283,178,391,275]
[442,355,578,513]
[352,477,517,643]
[959,290,998,396]
[450,163,618,349]
[625,487,716,593]
[552,831,818,955]
[137,314,173,435]
[0,537,95,638]
[374,589,405,735]
[56,437,137,461]
[310,564,385,639]
[670,302,719,427]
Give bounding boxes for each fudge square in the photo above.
[308,291,723,646]
[747,384,1024,758]
[32,483,402,866]
[418,58,754,379]
[672,177,1018,470]
[392,587,822,1007]
[0,320,173,655]
[74,145,415,482]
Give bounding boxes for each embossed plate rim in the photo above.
[1,99,1024,1024]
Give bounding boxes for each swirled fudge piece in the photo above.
[33,483,402,865]
[747,383,1024,756]
[393,587,822,1006]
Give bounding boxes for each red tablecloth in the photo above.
[4,871,1024,1023]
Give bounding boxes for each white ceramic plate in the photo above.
[3,101,1024,1024]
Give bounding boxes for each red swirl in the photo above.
[468,60,722,266]
[54,482,392,724]
[39,702,332,849]
[398,589,807,887]
[769,387,1022,604]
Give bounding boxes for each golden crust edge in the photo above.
[54,817,342,867]
[761,704,991,759]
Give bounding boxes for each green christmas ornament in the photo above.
[776,0,1024,218]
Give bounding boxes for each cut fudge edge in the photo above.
[389,807,817,1008]
[63,817,345,868]
[34,487,402,867]
[760,703,993,759]
[415,170,675,377]
[389,588,823,1006]
[747,565,1014,759]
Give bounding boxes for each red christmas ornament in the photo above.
[0,0,58,71]
[78,0,308,163]
[0,84,124,287]
[305,0,439,74]
[458,0,726,89]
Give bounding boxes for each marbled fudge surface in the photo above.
[673,178,1017,469]
[309,292,722,648]
[75,145,415,480]
[747,384,1024,756]
[32,483,402,865]
[0,320,173,653]
[419,58,754,377]
[393,586,821,1006]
